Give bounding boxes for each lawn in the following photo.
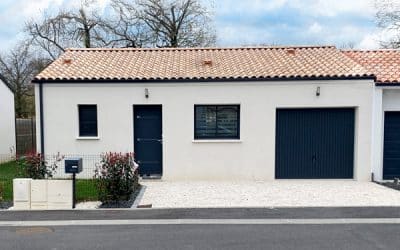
[0,161,98,202]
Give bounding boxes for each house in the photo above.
[343,50,400,181]
[0,74,15,161]
[33,46,380,181]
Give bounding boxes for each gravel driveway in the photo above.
[138,180,400,208]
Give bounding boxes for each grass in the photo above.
[0,161,99,202]
[76,179,98,202]
[0,161,21,201]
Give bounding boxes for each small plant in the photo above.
[95,152,139,203]
[17,152,62,179]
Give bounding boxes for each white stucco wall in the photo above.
[0,80,15,161]
[372,87,400,181]
[36,80,374,181]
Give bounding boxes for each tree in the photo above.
[98,1,150,48]
[376,0,400,48]
[25,1,109,59]
[113,0,216,47]
[339,42,356,50]
[0,42,48,117]
[26,0,216,56]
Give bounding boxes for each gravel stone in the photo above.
[139,180,400,208]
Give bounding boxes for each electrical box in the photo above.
[65,158,83,174]
[13,178,32,210]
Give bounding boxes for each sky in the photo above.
[0,0,390,53]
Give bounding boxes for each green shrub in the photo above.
[17,153,61,179]
[95,152,139,203]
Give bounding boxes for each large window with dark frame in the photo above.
[194,105,240,139]
[78,105,98,137]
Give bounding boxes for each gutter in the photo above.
[375,83,400,87]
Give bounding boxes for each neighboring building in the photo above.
[0,75,15,161]
[343,50,400,181]
[33,46,379,181]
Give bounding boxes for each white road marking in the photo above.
[1,218,400,227]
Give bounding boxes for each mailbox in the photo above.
[65,158,83,174]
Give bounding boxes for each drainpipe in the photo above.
[39,82,45,155]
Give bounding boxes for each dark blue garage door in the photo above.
[383,112,400,180]
[275,108,355,179]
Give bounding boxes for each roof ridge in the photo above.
[65,45,337,52]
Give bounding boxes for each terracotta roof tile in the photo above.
[343,50,400,84]
[34,46,372,82]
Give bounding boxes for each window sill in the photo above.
[192,139,242,143]
[76,136,100,140]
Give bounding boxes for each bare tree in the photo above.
[376,0,400,48]
[0,42,49,117]
[339,42,356,50]
[25,1,109,59]
[113,0,216,47]
[97,1,150,48]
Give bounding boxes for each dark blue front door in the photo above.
[383,112,400,180]
[134,105,162,176]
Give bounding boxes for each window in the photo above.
[78,105,98,137]
[195,105,240,139]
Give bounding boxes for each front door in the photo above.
[134,105,162,176]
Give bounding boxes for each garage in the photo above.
[275,108,355,179]
[383,112,400,180]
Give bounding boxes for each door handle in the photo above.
[312,154,317,163]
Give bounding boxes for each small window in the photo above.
[195,105,240,139]
[78,105,98,137]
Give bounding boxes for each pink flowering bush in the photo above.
[17,152,62,179]
[95,152,139,203]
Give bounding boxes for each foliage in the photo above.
[95,152,139,203]
[17,152,62,179]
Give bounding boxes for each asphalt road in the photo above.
[1,207,400,250]
[1,224,400,250]
[1,207,400,221]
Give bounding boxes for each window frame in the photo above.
[78,104,98,137]
[194,104,240,140]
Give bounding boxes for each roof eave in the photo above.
[32,75,376,84]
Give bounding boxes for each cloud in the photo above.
[217,24,273,46]
[308,22,322,34]
[214,0,287,15]
[288,0,375,17]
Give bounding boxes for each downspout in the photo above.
[39,82,45,155]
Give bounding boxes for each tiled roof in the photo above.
[34,46,373,82]
[343,50,400,84]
